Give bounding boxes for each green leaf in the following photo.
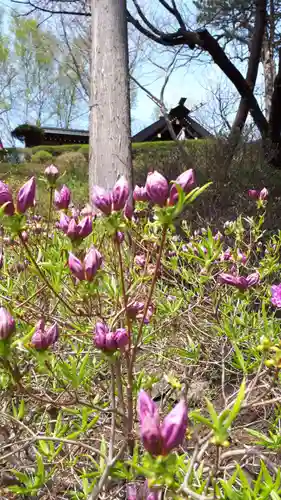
[223,379,245,429]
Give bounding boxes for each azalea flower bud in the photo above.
[271,284,281,307]
[248,189,260,199]
[138,391,187,456]
[127,301,144,319]
[169,169,196,205]
[220,248,232,261]
[71,207,80,221]
[145,171,169,206]
[92,186,112,215]
[66,218,79,240]
[44,164,59,185]
[124,199,134,220]
[133,185,148,202]
[259,187,268,200]
[16,177,36,214]
[0,181,14,215]
[94,322,117,351]
[83,246,102,281]
[68,252,84,281]
[161,400,187,454]
[21,231,28,242]
[141,412,162,455]
[105,332,118,350]
[114,231,125,244]
[237,249,247,264]
[134,254,146,268]
[138,390,158,424]
[94,321,109,349]
[0,307,15,340]
[114,328,129,348]
[143,304,155,324]
[126,484,139,500]
[58,212,70,233]
[54,185,71,210]
[77,216,92,239]
[219,273,248,290]
[112,176,129,211]
[246,272,260,287]
[31,322,59,350]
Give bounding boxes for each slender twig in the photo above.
[87,442,127,500]
[45,186,53,246]
[19,232,78,315]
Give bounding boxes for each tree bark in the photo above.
[89,0,132,196]
[230,0,266,135]
[262,40,276,121]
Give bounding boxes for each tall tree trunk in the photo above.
[262,40,276,121]
[89,0,132,196]
[229,0,266,138]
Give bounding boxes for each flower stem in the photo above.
[45,186,53,247]
[19,232,78,316]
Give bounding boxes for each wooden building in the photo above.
[13,98,212,148]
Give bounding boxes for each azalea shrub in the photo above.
[1,165,281,499]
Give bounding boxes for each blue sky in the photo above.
[0,0,262,139]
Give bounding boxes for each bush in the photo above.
[1,167,281,498]
[31,150,53,164]
[56,151,87,175]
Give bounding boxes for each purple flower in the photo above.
[112,176,129,211]
[44,164,59,185]
[219,273,248,290]
[0,181,14,215]
[93,322,128,352]
[66,218,79,240]
[127,301,144,319]
[219,272,260,290]
[260,187,268,200]
[248,189,260,200]
[58,212,70,233]
[271,284,281,307]
[221,248,232,261]
[143,304,155,324]
[0,307,15,340]
[134,254,146,268]
[68,252,84,281]
[169,169,196,205]
[114,328,129,349]
[94,321,110,349]
[77,216,92,239]
[138,390,158,425]
[161,400,188,453]
[145,171,169,206]
[124,199,134,220]
[133,185,148,202]
[246,272,260,287]
[248,188,268,201]
[83,246,102,281]
[31,322,59,350]
[114,231,125,244]
[54,185,71,210]
[237,249,247,265]
[92,186,112,215]
[126,484,139,500]
[16,177,36,214]
[138,391,187,456]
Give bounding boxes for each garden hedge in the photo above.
[3,139,281,229]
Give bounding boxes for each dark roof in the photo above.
[132,98,212,142]
[43,127,89,136]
